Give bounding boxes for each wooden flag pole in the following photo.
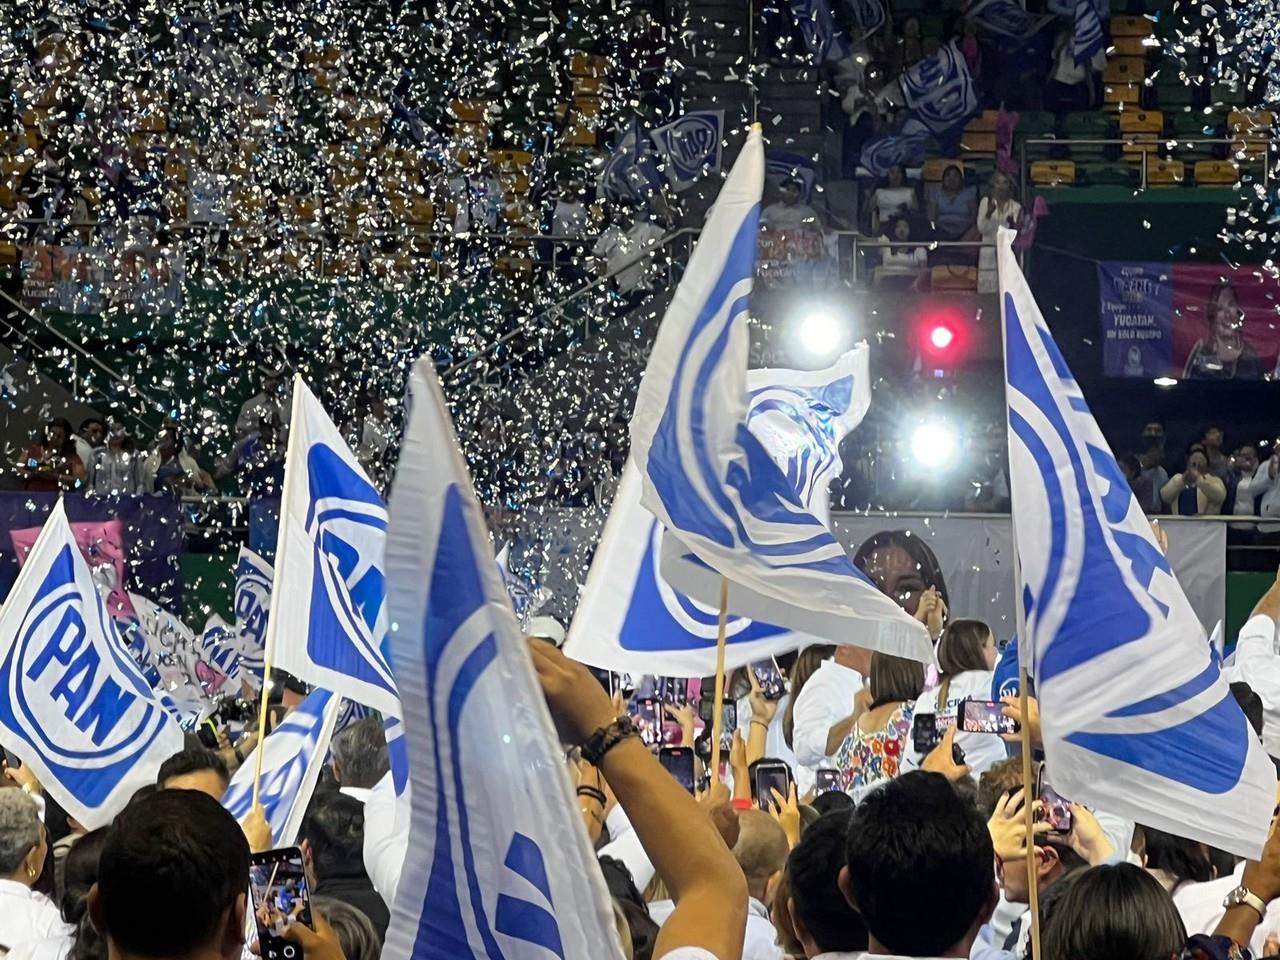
[708,576,731,780]
[250,641,276,809]
[1018,666,1042,960]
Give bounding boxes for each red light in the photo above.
[929,325,955,350]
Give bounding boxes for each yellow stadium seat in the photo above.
[964,110,1001,133]
[450,100,488,123]
[1146,159,1185,186]
[573,76,604,98]
[1120,109,1163,159]
[569,53,609,78]
[1112,36,1151,57]
[1112,16,1154,37]
[1030,160,1076,186]
[1103,84,1141,110]
[931,265,978,291]
[573,97,602,118]
[960,132,996,155]
[1104,57,1145,84]
[1194,160,1239,185]
[922,158,963,182]
[0,242,17,265]
[1228,110,1273,159]
[489,149,535,171]
[564,125,597,147]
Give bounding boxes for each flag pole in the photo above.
[708,576,730,780]
[251,377,304,809]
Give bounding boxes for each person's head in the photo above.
[329,717,391,789]
[1140,827,1213,886]
[1185,449,1209,475]
[853,530,949,617]
[989,171,1014,202]
[1040,863,1186,960]
[809,789,854,819]
[867,653,925,708]
[779,177,803,205]
[262,369,284,395]
[157,747,231,799]
[1202,426,1224,451]
[599,855,657,960]
[0,789,47,888]
[732,809,791,905]
[60,827,109,923]
[903,16,921,37]
[1233,445,1260,477]
[787,811,868,957]
[783,645,836,749]
[941,164,963,192]
[937,619,998,675]
[310,897,381,960]
[1141,422,1165,446]
[300,791,366,883]
[890,217,912,242]
[1119,452,1142,481]
[1207,282,1244,342]
[842,772,996,956]
[45,416,74,453]
[105,418,131,451]
[79,418,106,447]
[90,790,249,960]
[886,164,906,188]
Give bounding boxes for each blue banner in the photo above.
[789,0,854,65]
[649,111,724,192]
[899,41,980,134]
[1097,261,1174,378]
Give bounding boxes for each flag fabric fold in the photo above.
[999,228,1273,857]
[628,126,933,662]
[383,356,621,960]
[233,546,273,691]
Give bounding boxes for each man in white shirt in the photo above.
[592,207,665,293]
[790,649,869,772]
[1225,569,1280,756]
[761,178,823,234]
[329,717,390,805]
[1175,859,1280,955]
[1230,446,1265,530]
[234,368,289,440]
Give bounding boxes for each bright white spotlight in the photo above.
[795,310,845,361]
[929,325,955,350]
[1153,376,1177,387]
[911,421,957,468]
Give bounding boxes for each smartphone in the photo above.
[658,746,696,793]
[628,697,663,748]
[752,761,794,811]
[959,699,1019,735]
[656,676,692,707]
[751,660,786,700]
[249,847,313,960]
[697,698,737,751]
[1036,766,1074,835]
[814,768,842,794]
[911,712,955,754]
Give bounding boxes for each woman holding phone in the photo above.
[834,653,925,801]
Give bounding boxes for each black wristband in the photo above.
[576,785,607,805]
[580,715,639,766]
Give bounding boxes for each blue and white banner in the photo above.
[766,150,819,202]
[567,348,872,676]
[233,546,272,692]
[124,591,214,729]
[223,687,341,847]
[598,117,666,203]
[629,127,933,662]
[496,543,543,625]
[1073,0,1107,64]
[269,379,400,719]
[965,0,1056,38]
[0,502,182,829]
[383,357,621,959]
[789,0,854,66]
[649,110,724,193]
[999,228,1273,857]
[844,0,886,38]
[898,41,980,135]
[859,118,932,178]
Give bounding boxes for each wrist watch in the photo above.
[1222,885,1266,920]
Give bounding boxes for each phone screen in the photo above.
[1037,768,1074,835]
[751,660,786,700]
[628,697,663,747]
[696,699,737,751]
[656,676,692,707]
[658,746,696,793]
[249,847,312,960]
[814,768,841,794]
[959,699,1019,735]
[752,762,793,811]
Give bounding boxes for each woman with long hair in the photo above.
[834,653,925,800]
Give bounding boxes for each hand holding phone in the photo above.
[1036,766,1074,835]
[959,699,1019,736]
[250,847,313,960]
[628,697,663,748]
[752,761,794,812]
[750,660,786,701]
[658,746,696,793]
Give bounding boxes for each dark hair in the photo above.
[61,828,109,922]
[78,417,106,434]
[599,855,659,960]
[1119,452,1142,477]
[330,717,391,789]
[845,771,994,956]
[937,619,993,676]
[157,747,230,789]
[810,790,854,818]
[852,530,950,613]
[1040,863,1186,960]
[300,791,366,882]
[44,417,77,456]
[1230,681,1264,738]
[783,645,836,749]
[788,811,868,953]
[977,757,1024,819]
[311,897,381,960]
[1141,827,1212,888]
[868,653,925,708]
[97,791,249,957]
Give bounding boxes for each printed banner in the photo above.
[12,518,135,621]
[19,243,185,316]
[1098,261,1280,380]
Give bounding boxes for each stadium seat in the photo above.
[922,158,962,182]
[1120,109,1163,160]
[1112,16,1154,37]
[1030,160,1076,186]
[1228,110,1273,160]
[960,131,996,155]
[569,52,609,77]
[571,97,602,119]
[1193,160,1239,185]
[1103,57,1145,84]
[1112,36,1151,57]
[563,125,597,147]
[1103,83,1141,111]
[573,76,603,98]
[1146,158,1185,186]
[1081,161,1139,186]
[931,265,978,291]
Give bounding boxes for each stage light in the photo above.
[911,421,957,468]
[928,324,955,351]
[794,309,846,362]
[1153,376,1177,388]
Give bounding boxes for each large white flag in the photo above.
[999,228,1274,857]
[269,379,400,718]
[628,125,932,662]
[383,356,622,960]
[223,687,340,847]
[0,501,183,829]
[567,347,871,675]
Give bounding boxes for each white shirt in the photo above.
[737,693,813,796]
[362,770,410,905]
[338,785,371,804]
[447,175,503,234]
[598,805,654,892]
[0,881,67,953]
[592,221,664,291]
[1256,459,1280,532]
[904,670,1006,779]
[1225,614,1280,755]
[1175,861,1280,954]
[7,930,73,960]
[550,199,590,238]
[648,897,783,960]
[791,660,864,769]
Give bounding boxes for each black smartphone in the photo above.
[959,699,1019,735]
[814,768,842,794]
[658,746,696,793]
[752,761,794,811]
[697,698,737,751]
[1036,766,1074,835]
[628,697,663,748]
[751,660,786,700]
[249,847,313,960]
[656,676,692,707]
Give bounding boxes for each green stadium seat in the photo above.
[1157,83,1196,109]
[1082,161,1140,186]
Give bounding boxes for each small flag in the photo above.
[898,41,981,134]
[999,228,1273,857]
[233,546,272,692]
[649,111,724,192]
[383,356,622,959]
[0,502,182,829]
[598,117,666,203]
[223,687,341,847]
[1073,0,1107,64]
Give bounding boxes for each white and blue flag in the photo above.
[898,41,980,135]
[567,347,873,676]
[999,228,1274,857]
[223,687,341,847]
[0,501,183,829]
[1073,0,1107,64]
[598,117,665,203]
[233,546,272,691]
[628,126,933,662]
[965,0,1055,38]
[845,0,886,38]
[383,356,622,960]
[269,379,400,719]
[649,110,724,192]
[788,0,854,65]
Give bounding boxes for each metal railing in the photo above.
[1018,136,1274,194]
